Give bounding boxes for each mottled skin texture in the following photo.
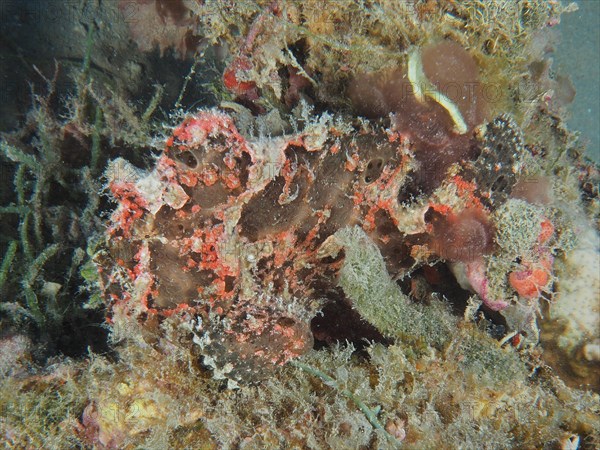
[99,111,423,381]
[97,107,543,382]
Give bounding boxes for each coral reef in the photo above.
[1,0,599,449]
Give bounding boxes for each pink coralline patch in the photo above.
[465,259,509,311]
[449,257,509,312]
[538,219,555,244]
[223,56,259,100]
[509,220,555,300]
[108,181,148,237]
[509,265,550,299]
